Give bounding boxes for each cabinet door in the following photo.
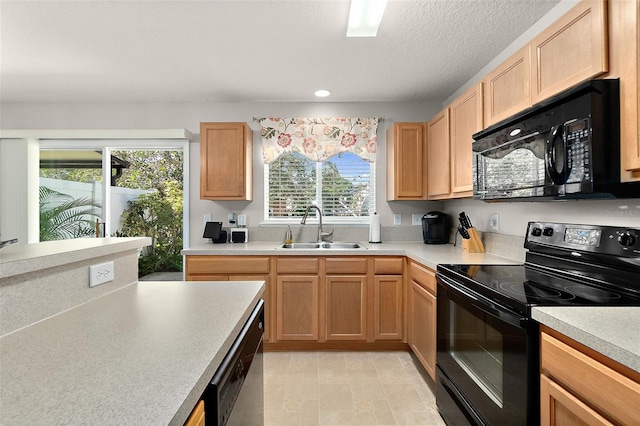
[427,109,451,199]
[185,400,205,426]
[449,83,483,196]
[540,375,612,426]
[409,280,437,381]
[373,275,403,340]
[386,123,427,200]
[530,0,608,104]
[200,122,253,200]
[325,275,367,340]
[483,46,531,126]
[276,275,319,340]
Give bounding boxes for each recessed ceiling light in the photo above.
[314,89,331,97]
[347,0,388,37]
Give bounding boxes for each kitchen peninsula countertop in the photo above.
[532,306,640,373]
[0,237,151,279]
[183,241,522,269]
[0,280,265,425]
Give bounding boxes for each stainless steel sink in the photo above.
[277,242,367,250]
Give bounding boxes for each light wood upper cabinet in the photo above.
[606,0,640,181]
[449,83,483,196]
[386,122,428,200]
[530,0,608,105]
[426,109,450,199]
[483,46,531,126]
[200,122,253,200]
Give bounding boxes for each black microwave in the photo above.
[472,79,640,201]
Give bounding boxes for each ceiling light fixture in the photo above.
[314,89,331,97]
[347,0,388,37]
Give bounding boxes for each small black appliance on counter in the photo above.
[203,221,227,243]
[422,211,450,244]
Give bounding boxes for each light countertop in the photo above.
[0,280,265,425]
[532,306,640,372]
[183,241,521,269]
[0,237,152,279]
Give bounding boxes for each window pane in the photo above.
[322,153,372,217]
[39,150,103,241]
[266,152,374,221]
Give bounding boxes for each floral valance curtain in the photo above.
[259,117,379,164]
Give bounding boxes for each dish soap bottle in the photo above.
[284,225,293,244]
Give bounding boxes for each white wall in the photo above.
[0,101,444,244]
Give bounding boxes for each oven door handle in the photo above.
[438,274,527,329]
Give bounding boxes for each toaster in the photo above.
[230,228,248,243]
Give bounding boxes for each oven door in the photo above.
[436,274,538,426]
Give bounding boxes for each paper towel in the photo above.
[369,212,381,243]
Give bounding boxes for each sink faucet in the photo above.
[300,205,333,242]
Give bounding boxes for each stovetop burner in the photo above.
[439,263,640,315]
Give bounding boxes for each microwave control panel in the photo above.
[565,118,591,183]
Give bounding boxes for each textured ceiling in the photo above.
[0,0,560,103]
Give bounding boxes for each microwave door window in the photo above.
[475,131,550,199]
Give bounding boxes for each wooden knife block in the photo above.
[462,228,485,253]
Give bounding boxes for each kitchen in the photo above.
[1,0,640,425]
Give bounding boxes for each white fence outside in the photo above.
[39,177,152,235]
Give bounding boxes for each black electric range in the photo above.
[435,222,640,426]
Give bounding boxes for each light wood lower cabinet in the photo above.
[374,275,403,340]
[325,275,367,340]
[276,275,319,340]
[408,261,437,381]
[184,400,205,426]
[540,328,640,426]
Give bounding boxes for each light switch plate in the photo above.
[89,261,114,287]
[412,214,422,225]
[393,214,401,226]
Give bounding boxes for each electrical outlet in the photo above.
[489,212,500,231]
[393,214,401,226]
[203,214,212,225]
[89,261,114,287]
[412,214,423,225]
[237,215,247,227]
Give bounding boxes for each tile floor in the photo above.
[263,351,446,426]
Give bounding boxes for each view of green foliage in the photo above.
[39,186,102,241]
[115,181,183,276]
[268,152,370,217]
[40,150,184,276]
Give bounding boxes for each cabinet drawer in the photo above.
[409,261,436,295]
[374,257,404,275]
[276,257,319,274]
[186,256,270,274]
[325,258,368,274]
[541,332,640,425]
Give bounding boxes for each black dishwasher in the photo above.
[204,300,264,426]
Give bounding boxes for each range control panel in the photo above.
[526,222,640,256]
